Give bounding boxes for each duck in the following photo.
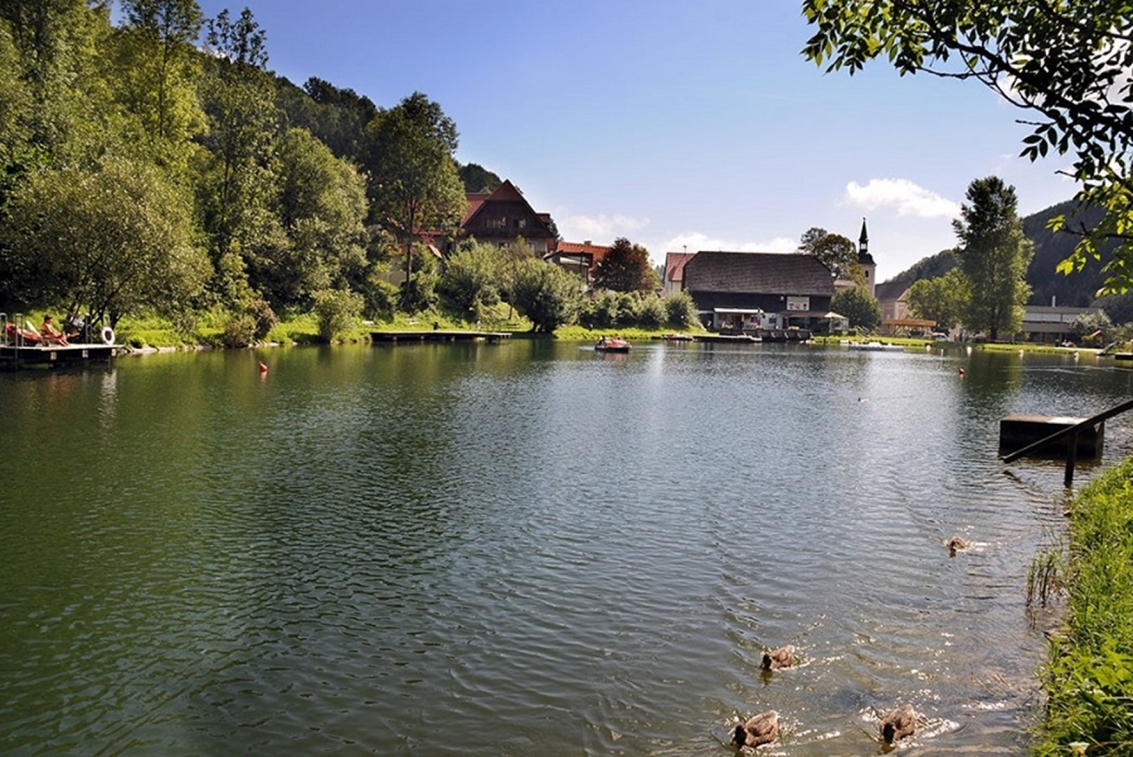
[946,535,971,556]
[880,704,916,744]
[732,710,778,747]
[761,645,795,670]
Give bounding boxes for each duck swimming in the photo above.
[946,535,971,556]
[880,704,916,744]
[761,645,794,670]
[732,710,778,747]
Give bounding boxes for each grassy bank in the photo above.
[1036,459,1133,755]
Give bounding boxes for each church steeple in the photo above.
[858,218,873,264]
[857,217,876,297]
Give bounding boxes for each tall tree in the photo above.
[362,92,466,304]
[797,227,862,283]
[953,177,1033,341]
[0,0,115,163]
[113,0,205,169]
[593,237,657,293]
[906,268,969,332]
[801,1,1133,293]
[831,285,881,331]
[197,7,277,294]
[0,155,210,326]
[245,127,368,311]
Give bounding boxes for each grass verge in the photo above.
[1036,458,1133,755]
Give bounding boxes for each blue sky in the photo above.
[192,0,1076,282]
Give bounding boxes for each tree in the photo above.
[510,258,583,333]
[113,0,205,169]
[457,162,501,194]
[245,127,368,312]
[362,92,467,303]
[953,177,1033,340]
[197,6,277,278]
[1069,310,1112,345]
[437,240,501,321]
[797,227,862,283]
[593,237,658,293]
[905,268,969,332]
[831,285,882,331]
[0,155,210,326]
[801,1,1133,293]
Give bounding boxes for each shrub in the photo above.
[313,288,364,342]
[664,291,699,329]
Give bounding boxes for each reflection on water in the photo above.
[2,343,1131,755]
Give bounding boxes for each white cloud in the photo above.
[657,232,798,255]
[842,178,960,219]
[558,213,650,242]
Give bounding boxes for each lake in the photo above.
[2,340,1131,755]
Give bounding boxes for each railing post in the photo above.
[1064,431,1079,487]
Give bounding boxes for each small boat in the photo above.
[847,341,904,352]
[662,333,694,342]
[595,336,631,353]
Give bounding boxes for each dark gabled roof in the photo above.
[874,280,911,302]
[683,252,835,295]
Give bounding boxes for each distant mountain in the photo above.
[1023,200,1111,307]
[881,199,1115,308]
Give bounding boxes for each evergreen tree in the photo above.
[593,237,657,293]
[953,177,1033,341]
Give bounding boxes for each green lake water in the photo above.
[2,341,1131,755]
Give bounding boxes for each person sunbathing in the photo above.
[40,315,69,346]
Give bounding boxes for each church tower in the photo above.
[858,217,877,297]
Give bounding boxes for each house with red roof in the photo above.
[544,240,612,287]
[663,252,695,296]
[457,180,558,255]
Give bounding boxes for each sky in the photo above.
[191,0,1078,282]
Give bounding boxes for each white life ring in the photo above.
[100,326,115,345]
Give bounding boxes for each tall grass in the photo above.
[1036,459,1133,755]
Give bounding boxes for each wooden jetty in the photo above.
[0,342,120,370]
[1000,415,1104,458]
[370,330,511,344]
[1000,399,1133,486]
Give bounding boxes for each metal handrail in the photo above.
[1001,397,1133,485]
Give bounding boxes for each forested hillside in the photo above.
[0,1,503,344]
[883,200,1115,308]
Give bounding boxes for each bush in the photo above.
[580,290,621,329]
[362,274,399,321]
[664,291,699,329]
[313,288,364,342]
[222,312,257,348]
[633,294,666,329]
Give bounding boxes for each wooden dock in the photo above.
[0,342,120,369]
[999,414,1104,458]
[370,330,512,344]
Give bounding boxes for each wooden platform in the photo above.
[999,414,1104,459]
[0,342,120,369]
[370,330,511,344]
